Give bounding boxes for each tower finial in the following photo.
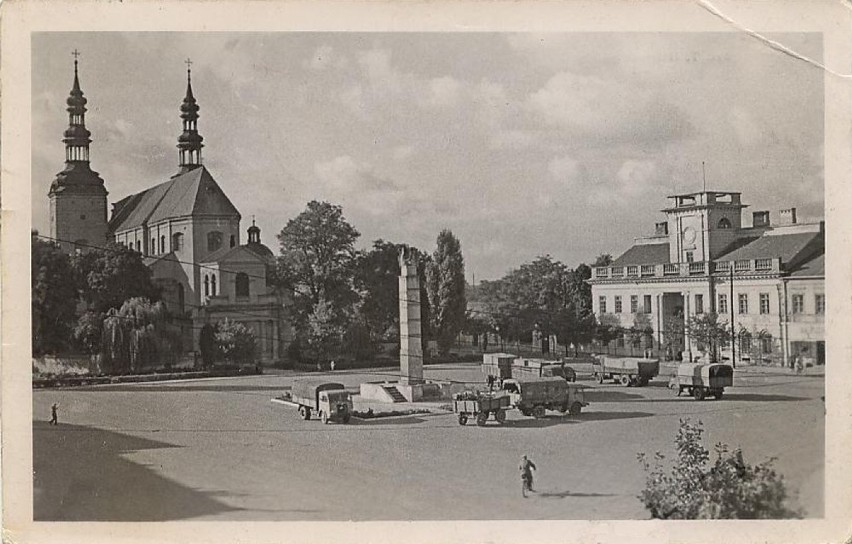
[177,59,203,173]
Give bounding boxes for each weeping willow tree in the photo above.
[101,298,181,374]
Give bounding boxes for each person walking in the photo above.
[519,454,537,498]
[49,403,58,425]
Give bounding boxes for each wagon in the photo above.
[453,391,511,426]
[668,363,734,400]
[592,356,659,386]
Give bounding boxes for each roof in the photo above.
[788,252,824,278]
[612,243,670,266]
[716,231,822,266]
[108,166,240,233]
[199,244,267,264]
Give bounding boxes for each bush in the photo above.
[637,419,801,519]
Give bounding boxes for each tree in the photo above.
[638,419,801,519]
[215,319,257,365]
[593,254,613,267]
[686,312,730,362]
[426,229,467,355]
[101,298,179,374]
[72,242,160,314]
[31,235,78,354]
[74,311,105,356]
[275,201,360,349]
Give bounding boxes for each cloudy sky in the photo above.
[32,32,824,279]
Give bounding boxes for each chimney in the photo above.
[779,207,797,225]
[655,221,669,236]
[752,211,770,228]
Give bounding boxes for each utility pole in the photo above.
[702,161,707,193]
[730,265,736,368]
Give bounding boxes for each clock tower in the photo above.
[663,191,746,263]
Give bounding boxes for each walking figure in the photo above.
[50,403,58,425]
[519,454,537,498]
[330,360,336,372]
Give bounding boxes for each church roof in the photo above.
[108,166,240,233]
[612,243,670,266]
[199,244,267,264]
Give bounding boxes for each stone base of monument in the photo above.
[359,381,449,403]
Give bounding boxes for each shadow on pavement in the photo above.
[34,421,241,521]
[585,390,645,402]
[537,490,618,499]
[625,394,809,403]
[75,385,288,393]
[350,416,429,426]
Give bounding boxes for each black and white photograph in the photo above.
[3,2,852,543]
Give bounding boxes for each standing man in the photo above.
[50,403,59,425]
[519,454,537,497]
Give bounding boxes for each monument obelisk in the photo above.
[399,247,423,384]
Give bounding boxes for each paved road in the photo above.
[33,364,824,520]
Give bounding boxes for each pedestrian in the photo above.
[330,360,336,372]
[519,454,537,498]
[487,374,495,391]
[50,403,58,425]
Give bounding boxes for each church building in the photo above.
[588,190,825,368]
[48,58,293,364]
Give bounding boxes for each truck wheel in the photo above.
[299,406,311,420]
[569,401,582,416]
[596,372,604,384]
[458,414,468,426]
[558,402,569,413]
[713,390,724,400]
[495,409,506,424]
[476,412,489,426]
[620,375,631,387]
[532,405,546,419]
[343,413,351,424]
[321,411,329,424]
[693,387,706,401]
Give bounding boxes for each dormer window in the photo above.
[717,217,732,229]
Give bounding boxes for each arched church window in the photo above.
[230,235,236,248]
[204,274,210,296]
[207,231,223,252]
[151,238,156,254]
[172,232,184,252]
[212,275,217,295]
[236,272,250,297]
[160,235,166,253]
[717,217,732,229]
[177,283,185,313]
[136,240,141,252]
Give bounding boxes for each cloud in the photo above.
[491,129,536,150]
[426,76,461,107]
[392,145,414,161]
[616,159,659,195]
[314,155,399,193]
[547,155,582,186]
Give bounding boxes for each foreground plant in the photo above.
[637,419,801,519]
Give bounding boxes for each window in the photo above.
[685,251,694,263]
[160,235,166,253]
[207,231,223,252]
[694,294,704,314]
[644,295,652,314]
[204,275,210,296]
[172,232,184,252]
[815,294,825,315]
[759,293,770,315]
[230,234,236,248]
[792,294,804,314]
[136,240,141,252]
[211,274,217,296]
[738,293,748,314]
[630,295,638,313]
[761,335,773,354]
[236,272,250,297]
[717,217,732,229]
[740,332,752,353]
[151,238,156,254]
[614,296,622,314]
[718,294,727,314]
[599,296,607,314]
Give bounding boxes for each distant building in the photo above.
[588,190,824,367]
[48,59,293,364]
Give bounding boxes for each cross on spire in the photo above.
[185,58,193,71]
[72,49,81,60]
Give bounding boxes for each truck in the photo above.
[668,363,734,400]
[512,357,577,382]
[592,355,659,386]
[481,353,515,381]
[285,380,353,424]
[501,376,588,418]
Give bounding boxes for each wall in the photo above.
[50,192,108,252]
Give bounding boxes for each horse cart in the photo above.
[668,363,734,400]
[453,391,511,426]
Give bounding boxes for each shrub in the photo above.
[637,419,801,519]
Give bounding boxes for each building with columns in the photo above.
[588,190,824,367]
[48,59,293,364]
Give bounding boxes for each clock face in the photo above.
[682,226,697,244]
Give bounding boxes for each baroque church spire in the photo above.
[64,50,92,164]
[177,58,204,173]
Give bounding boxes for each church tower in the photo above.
[48,52,108,253]
[176,60,203,175]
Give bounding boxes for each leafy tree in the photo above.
[593,254,614,267]
[215,318,257,365]
[686,312,731,362]
[73,311,105,355]
[101,298,179,374]
[72,243,160,314]
[31,235,78,354]
[426,229,467,355]
[638,419,801,519]
[275,201,359,348]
